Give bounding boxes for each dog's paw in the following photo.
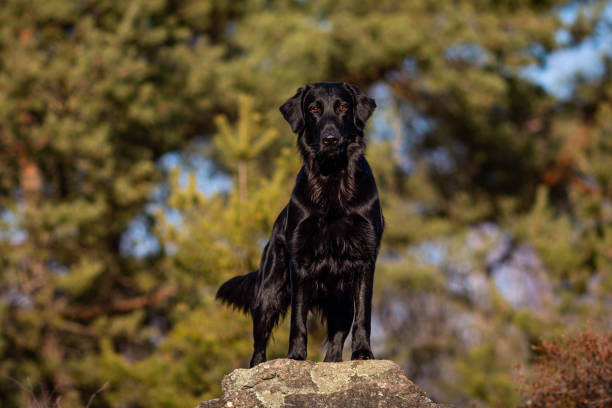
[287,350,307,361]
[351,349,374,360]
[249,353,266,368]
[323,353,343,362]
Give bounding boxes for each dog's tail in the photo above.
[216,270,258,313]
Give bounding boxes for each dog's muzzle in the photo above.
[321,131,340,147]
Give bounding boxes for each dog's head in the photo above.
[280,82,376,175]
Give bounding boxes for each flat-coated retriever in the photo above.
[216,82,383,367]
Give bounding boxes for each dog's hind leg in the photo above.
[250,305,272,367]
[323,294,354,362]
[250,290,288,367]
[249,241,290,368]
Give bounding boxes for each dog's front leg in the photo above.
[287,265,311,361]
[351,261,375,360]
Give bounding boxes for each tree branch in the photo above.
[64,284,179,321]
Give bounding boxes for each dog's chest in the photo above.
[292,213,377,266]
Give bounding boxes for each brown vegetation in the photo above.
[518,329,612,408]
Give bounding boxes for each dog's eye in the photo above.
[338,105,347,112]
[310,106,319,114]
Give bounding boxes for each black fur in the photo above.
[216,271,258,313]
[216,82,383,367]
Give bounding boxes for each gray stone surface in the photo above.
[198,358,448,408]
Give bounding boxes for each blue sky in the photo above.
[523,1,612,98]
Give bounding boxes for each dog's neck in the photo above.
[300,140,364,210]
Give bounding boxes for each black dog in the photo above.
[216,82,383,367]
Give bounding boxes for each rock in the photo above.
[198,358,449,408]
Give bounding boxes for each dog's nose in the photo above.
[322,134,339,146]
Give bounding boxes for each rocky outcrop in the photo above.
[198,358,448,408]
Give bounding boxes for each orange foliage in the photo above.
[518,329,612,408]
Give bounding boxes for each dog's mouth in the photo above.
[319,142,344,153]
[316,129,348,158]
[316,143,348,174]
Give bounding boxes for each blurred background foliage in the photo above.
[0,0,611,407]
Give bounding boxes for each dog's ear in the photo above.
[280,86,309,134]
[343,83,376,131]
